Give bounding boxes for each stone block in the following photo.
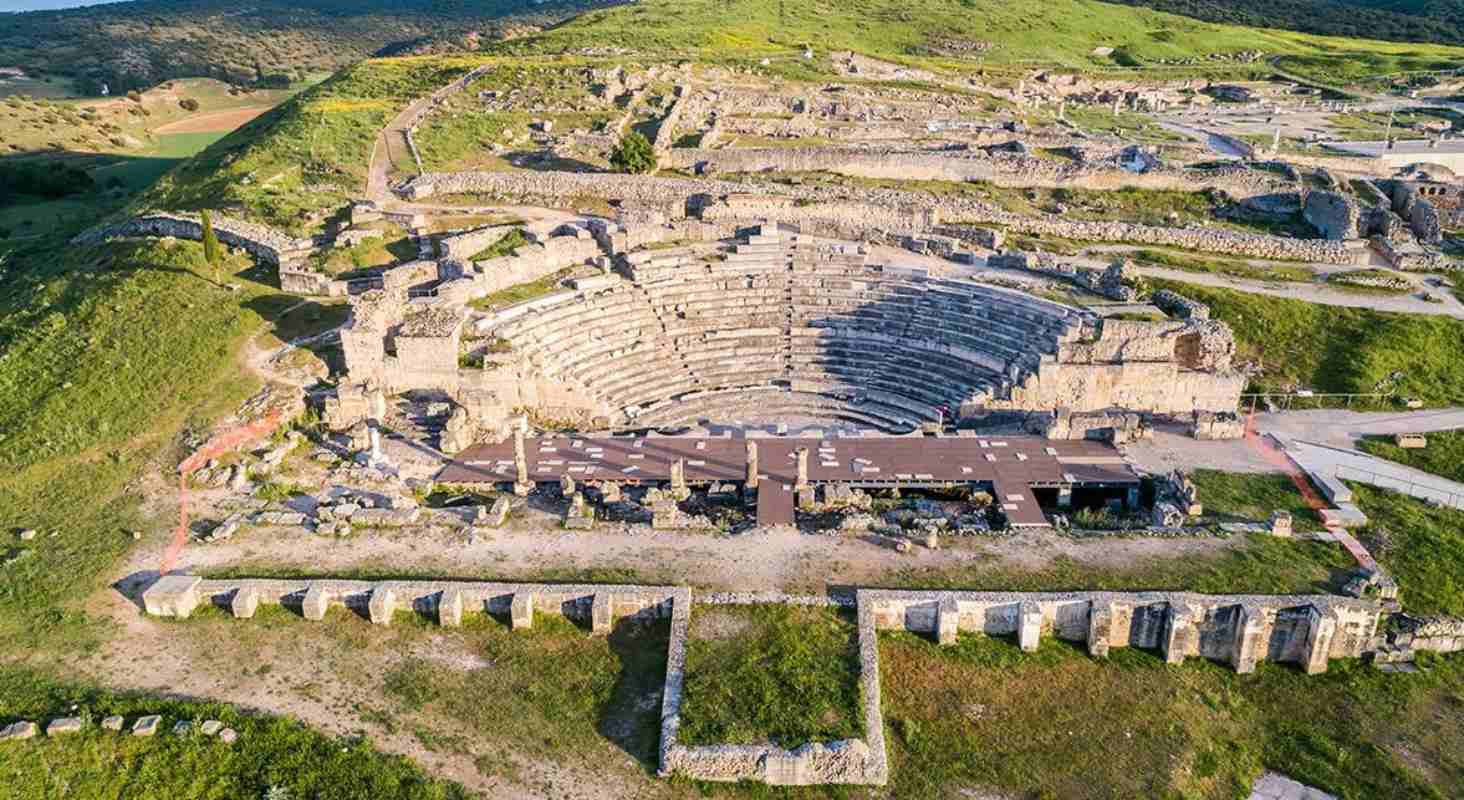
[1018,600,1043,653]
[101,716,125,732]
[368,587,396,625]
[132,715,161,736]
[936,598,959,646]
[487,497,511,527]
[200,720,224,736]
[46,717,84,736]
[0,721,37,741]
[1269,511,1294,537]
[438,588,464,627]
[143,574,203,618]
[230,587,259,619]
[219,728,238,744]
[510,592,534,630]
[591,593,613,635]
[302,584,329,621]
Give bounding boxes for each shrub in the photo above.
[609,131,656,174]
[179,97,200,111]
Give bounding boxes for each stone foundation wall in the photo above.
[862,589,1380,674]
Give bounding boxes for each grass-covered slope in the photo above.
[0,0,590,95]
[1150,279,1464,404]
[146,58,483,233]
[0,236,285,653]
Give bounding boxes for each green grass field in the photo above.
[678,605,864,747]
[880,632,1464,800]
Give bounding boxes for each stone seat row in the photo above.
[631,388,923,432]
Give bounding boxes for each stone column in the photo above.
[1161,603,1196,665]
[1302,605,1337,675]
[746,441,759,490]
[513,429,532,496]
[230,587,259,619]
[1232,604,1267,674]
[1087,600,1113,658]
[438,588,464,627]
[937,597,959,646]
[591,593,613,635]
[302,583,329,621]
[511,592,534,630]
[560,472,577,498]
[1018,600,1043,653]
[795,447,809,490]
[368,587,396,626]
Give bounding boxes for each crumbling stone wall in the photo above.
[663,146,1288,197]
[71,212,314,266]
[1302,191,1360,240]
[437,224,515,262]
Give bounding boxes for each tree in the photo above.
[609,131,656,174]
[200,209,222,277]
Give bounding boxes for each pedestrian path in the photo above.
[1248,772,1337,800]
[1282,437,1464,512]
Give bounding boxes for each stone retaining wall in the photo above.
[71,212,313,267]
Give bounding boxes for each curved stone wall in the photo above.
[71,212,313,266]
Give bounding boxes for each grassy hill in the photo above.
[1113,0,1464,48]
[0,0,604,95]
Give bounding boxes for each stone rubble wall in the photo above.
[71,212,314,267]
[662,146,1287,196]
[437,224,516,262]
[400,169,1359,264]
[401,65,495,173]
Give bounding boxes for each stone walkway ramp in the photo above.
[1281,437,1464,512]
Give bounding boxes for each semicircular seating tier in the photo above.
[484,227,1089,432]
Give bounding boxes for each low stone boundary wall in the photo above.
[142,575,684,632]
[71,213,313,267]
[862,589,1380,675]
[402,65,494,173]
